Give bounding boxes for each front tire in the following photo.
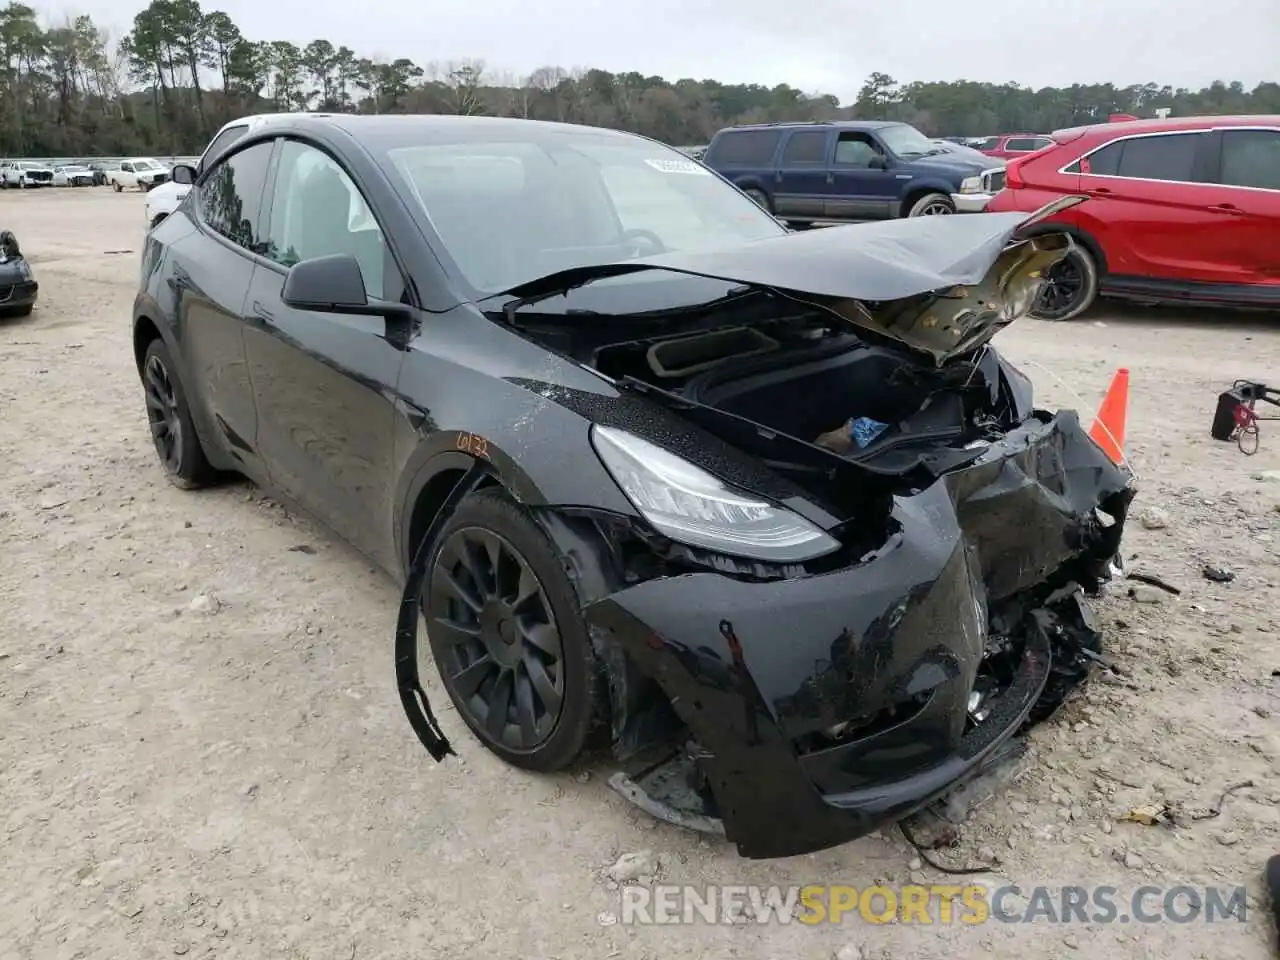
[423,486,603,772]
[906,192,955,216]
[140,338,215,489]
[112,180,122,193]
[1031,243,1099,321]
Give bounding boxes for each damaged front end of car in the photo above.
[396,196,1137,858]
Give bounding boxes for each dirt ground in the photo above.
[1,188,1277,960]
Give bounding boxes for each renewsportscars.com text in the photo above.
[613,883,1249,926]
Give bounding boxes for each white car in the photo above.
[145,113,324,229]
[110,158,170,192]
[0,161,55,188]
[52,164,95,187]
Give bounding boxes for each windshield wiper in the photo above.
[492,263,658,323]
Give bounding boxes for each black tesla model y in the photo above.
[133,114,1134,858]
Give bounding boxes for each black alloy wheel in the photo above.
[423,487,603,771]
[1033,248,1093,321]
[140,339,215,489]
[429,526,567,752]
[144,352,184,474]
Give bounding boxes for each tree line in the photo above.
[1,0,1278,157]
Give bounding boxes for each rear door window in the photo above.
[1073,133,1201,182]
[1005,136,1052,152]
[1115,133,1200,182]
[197,141,275,254]
[1004,137,1040,152]
[705,129,783,166]
[1071,141,1120,175]
[1219,129,1280,191]
[780,130,828,165]
[201,124,250,171]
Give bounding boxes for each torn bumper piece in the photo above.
[583,409,1133,859]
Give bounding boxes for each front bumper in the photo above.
[584,409,1134,858]
[953,190,995,213]
[0,279,39,310]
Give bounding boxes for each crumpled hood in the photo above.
[504,196,1086,365]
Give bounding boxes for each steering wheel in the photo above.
[619,228,667,258]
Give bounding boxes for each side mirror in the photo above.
[171,163,196,186]
[868,154,889,170]
[282,254,371,313]
[279,253,416,325]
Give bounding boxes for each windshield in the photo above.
[879,124,938,158]
[133,159,159,170]
[385,131,786,294]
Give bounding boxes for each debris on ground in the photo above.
[1126,571,1181,595]
[1202,564,1235,583]
[1119,803,1173,827]
[1138,506,1170,530]
[186,592,222,615]
[1127,585,1166,604]
[606,850,661,884]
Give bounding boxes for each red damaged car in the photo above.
[985,115,1280,320]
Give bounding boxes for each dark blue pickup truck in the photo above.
[702,120,1005,223]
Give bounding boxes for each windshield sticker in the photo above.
[644,158,711,176]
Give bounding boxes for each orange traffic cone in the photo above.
[1089,367,1129,465]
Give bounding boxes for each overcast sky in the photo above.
[44,0,1278,103]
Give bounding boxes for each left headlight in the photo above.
[959,175,984,195]
[591,424,841,563]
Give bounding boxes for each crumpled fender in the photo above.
[394,459,493,761]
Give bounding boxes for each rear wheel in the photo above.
[742,187,772,212]
[141,338,215,489]
[906,192,955,216]
[423,487,602,772]
[1031,244,1099,321]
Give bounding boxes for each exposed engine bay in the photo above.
[503,225,1071,511]
[591,316,1023,468]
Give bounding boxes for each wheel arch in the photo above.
[899,182,955,216]
[732,177,770,198]
[399,450,676,763]
[132,314,164,373]
[1018,221,1109,275]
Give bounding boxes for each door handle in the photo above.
[1209,202,1240,213]
[252,300,274,321]
[1090,186,1113,196]
[826,172,834,184]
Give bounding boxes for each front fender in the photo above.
[390,387,640,575]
